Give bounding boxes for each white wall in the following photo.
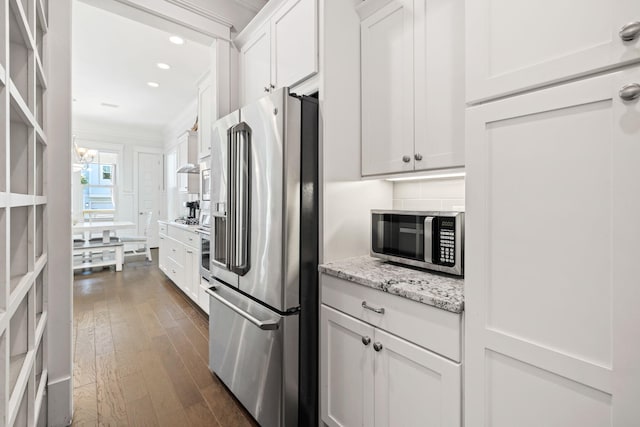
[163,99,199,220]
[319,0,393,263]
[72,117,166,230]
[393,178,466,211]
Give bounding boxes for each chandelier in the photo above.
[72,136,98,171]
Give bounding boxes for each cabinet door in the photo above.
[184,246,199,301]
[198,78,212,159]
[413,0,464,171]
[271,0,318,89]
[240,24,271,106]
[374,329,461,427]
[466,0,640,103]
[158,235,168,272]
[465,67,640,426]
[361,0,415,176]
[177,137,188,192]
[321,305,374,427]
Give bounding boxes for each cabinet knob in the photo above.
[270,83,275,89]
[414,153,423,161]
[619,83,640,101]
[619,21,640,42]
[264,86,270,92]
[362,336,371,346]
[373,342,383,352]
[402,155,411,163]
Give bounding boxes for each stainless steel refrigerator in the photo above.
[206,88,318,427]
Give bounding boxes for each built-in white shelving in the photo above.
[1,0,49,425]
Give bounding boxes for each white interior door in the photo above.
[138,152,163,247]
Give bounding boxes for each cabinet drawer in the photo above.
[165,256,183,286]
[165,238,184,267]
[158,222,168,235]
[168,226,199,249]
[321,274,462,362]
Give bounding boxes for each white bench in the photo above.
[73,240,124,272]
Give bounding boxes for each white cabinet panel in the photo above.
[413,0,464,170]
[466,0,640,103]
[184,246,199,301]
[272,0,318,89]
[374,328,461,427]
[361,0,415,175]
[465,67,640,424]
[198,75,212,159]
[485,351,611,427]
[321,305,374,427]
[240,24,271,106]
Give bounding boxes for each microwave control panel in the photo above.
[436,218,456,266]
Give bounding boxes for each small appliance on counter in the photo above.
[185,200,199,219]
[371,210,465,276]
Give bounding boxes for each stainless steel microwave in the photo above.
[371,210,464,276]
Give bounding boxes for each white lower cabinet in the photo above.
[322,305,374,427]
[158,222,203,309]
[321,304,461,427]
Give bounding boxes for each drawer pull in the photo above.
[362,301,385,314]
[373,342,383,352]
[362,336,371,346]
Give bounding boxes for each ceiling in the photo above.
[72,1,214,131]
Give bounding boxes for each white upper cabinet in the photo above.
[197,72,213,159]
[414,0,465,170]
[240,24,272,106]
[237,0,318,107]
[360,0,464,176]
[271,0,319,89]
[177,131,198,193]
[361,0,415,176]
[466,0,640,103]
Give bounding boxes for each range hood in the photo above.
[177,163,200,174]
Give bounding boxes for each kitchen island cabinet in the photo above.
[320,257,463,426]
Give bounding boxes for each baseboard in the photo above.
[47,375,73,427]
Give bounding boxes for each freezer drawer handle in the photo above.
[206,288,280,330]
[362,301,385,314]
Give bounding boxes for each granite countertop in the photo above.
[319,255,464,313]
[159,220,200,233]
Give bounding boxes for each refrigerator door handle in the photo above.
[226,124,237,271]
[231,122,251,275]
[206,288,279,330]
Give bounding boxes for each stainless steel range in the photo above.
[206,88,319,427]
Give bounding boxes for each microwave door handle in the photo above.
[424,217,434,263]
[232,123,251,275]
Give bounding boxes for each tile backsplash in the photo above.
[393,177,465,211]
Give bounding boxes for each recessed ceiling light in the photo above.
[157,63,170,70]
[169,36,184,45]
[147,82,159,88]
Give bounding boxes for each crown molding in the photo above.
[164,0,234,28]
[232,0,268,13]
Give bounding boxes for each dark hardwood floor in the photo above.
[72,249,257,427]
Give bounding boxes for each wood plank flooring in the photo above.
[72,250,258,427]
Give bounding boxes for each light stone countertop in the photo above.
[319,255,464,314]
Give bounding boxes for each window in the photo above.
[81,151,118,220]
